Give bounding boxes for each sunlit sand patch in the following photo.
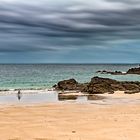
[35,138,53,140]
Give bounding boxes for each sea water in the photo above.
[0,64,139,90]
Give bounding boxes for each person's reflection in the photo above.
[17,90,22,100]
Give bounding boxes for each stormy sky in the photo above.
[0,0,140,63]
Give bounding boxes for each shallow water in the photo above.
[0,91,139,105]
[0,91,88,105]
[0,64,139,90]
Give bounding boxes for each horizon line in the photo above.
[0,63,139,65]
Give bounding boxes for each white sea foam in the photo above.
[0,88,55,95]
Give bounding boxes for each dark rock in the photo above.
[85,83,114,94]
[90,76,118,84]
[96,70,102,73]
[111,71,126,75]
[121,82,140,91]
[127,67,140,75]
[77,83,89,91]
[83,77,117,94]
[96,70,109,74]
[54,76,140,94]
[56,79,78,90]
[96,70,126,75]
[111,83,125,91]
[53,84,57,88]
[0,89,9,91]
[96,66,140,75]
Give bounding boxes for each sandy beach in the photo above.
[0,92,140,140]
[0,0,140,138]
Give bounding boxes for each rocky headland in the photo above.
[127,67,140,74]
[96,66,140,75]
[54,76,140,94]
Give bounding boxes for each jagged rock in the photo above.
[55,77,140,94]
[96,70,109,74]
[121,82,140,91]
[127,67,140,75]
[55,79,78,90]
[111,71,126,75]
[76,83,89,91]
[83,77,117,94]
[96,70,126,75]
[110,83,125,91]
[90,76,118,84]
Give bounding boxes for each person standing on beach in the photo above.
[17,90,22,100]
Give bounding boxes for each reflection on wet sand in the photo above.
[58,93,105,101]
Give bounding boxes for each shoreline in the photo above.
[0,90,140,106]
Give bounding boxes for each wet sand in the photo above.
[0,92,140,140]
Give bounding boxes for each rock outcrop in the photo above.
[127,67,140,75]
[55,79,78,90]
[83,77,118,94]
[96,70,126,75]
[96,66,140,75]
[54,77,140,94]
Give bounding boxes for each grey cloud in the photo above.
[0,0,140,52]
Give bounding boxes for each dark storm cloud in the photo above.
[0,0,140,52]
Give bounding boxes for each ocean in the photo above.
[0,64,139,90]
